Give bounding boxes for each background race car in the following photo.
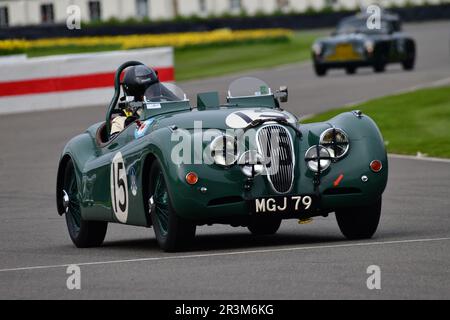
[312,12,416,76]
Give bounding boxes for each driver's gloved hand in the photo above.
[110,116,127,136]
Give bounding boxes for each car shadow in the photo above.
[97,227,423,254]
[99,231,345,253]
[325,67,408,78]
[190,232,344,252]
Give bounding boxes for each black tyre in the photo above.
[402,57,416,71]
[402,41,416,71]
[148,161,196,252]
[314,63,327,77]
[248,216,282,235]
[335,198,382,240]
[63,160,107,248]
[402,59,415,71]
[346,67,357,75]
[373,61,386,73]
[373,46,387,73]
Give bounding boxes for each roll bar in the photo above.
[105,60,144,140]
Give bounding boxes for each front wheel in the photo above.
[373,46,387,73]
[314,63,327,77]
[148,161,196,252]
[335,198,382,240]
[63,159,108,248]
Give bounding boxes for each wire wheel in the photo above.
[62,159,107,248]
[148,161,196,252]
[153,172,169,237]
[65,163,81,237]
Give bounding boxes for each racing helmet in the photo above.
[122,65,159,99]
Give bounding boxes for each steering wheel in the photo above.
[105,61,144,141]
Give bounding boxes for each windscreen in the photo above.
[228,77,272,98]
[144,82,187,103]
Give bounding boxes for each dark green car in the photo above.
[56,61,388,252]
[312,12,416,76]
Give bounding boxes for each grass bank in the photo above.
[175,31,321,81]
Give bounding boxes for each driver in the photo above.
[110,65,159,137]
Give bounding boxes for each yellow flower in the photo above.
[0,29,293,52]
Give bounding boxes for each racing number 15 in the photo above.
[110,152,129,223]
[112,162,127,212]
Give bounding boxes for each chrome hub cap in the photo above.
[62,190,70,214]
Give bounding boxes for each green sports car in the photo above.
[312,12,416,76]
[56,61,388,252]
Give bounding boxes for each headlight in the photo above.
[238,150,264,177]
[312,43,323,55]
[305,145,331,173]
[364,40,374,54]
[319,128,350,159]
[210,135,239,167]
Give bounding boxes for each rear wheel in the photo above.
[335,198,382,240]
[248,216,281,235]
[63,160,107,248]
[148,161,196,252]
[314,63,327,77]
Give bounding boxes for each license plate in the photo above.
[326,44,361,61]
[250,195,315,214]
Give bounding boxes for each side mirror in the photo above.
[275,86,288,103]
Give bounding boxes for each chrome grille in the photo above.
[257,125,294,194]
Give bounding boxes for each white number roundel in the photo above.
[110,152,128,223]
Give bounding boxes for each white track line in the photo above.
[0,237,449,273]
[389,154,450,164]
[395,76,450,94]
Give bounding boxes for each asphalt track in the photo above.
[0,21,449,299]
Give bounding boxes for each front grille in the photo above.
[257,125,294,193]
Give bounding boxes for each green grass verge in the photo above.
[175,31,320,81]
[303,86,450,158]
